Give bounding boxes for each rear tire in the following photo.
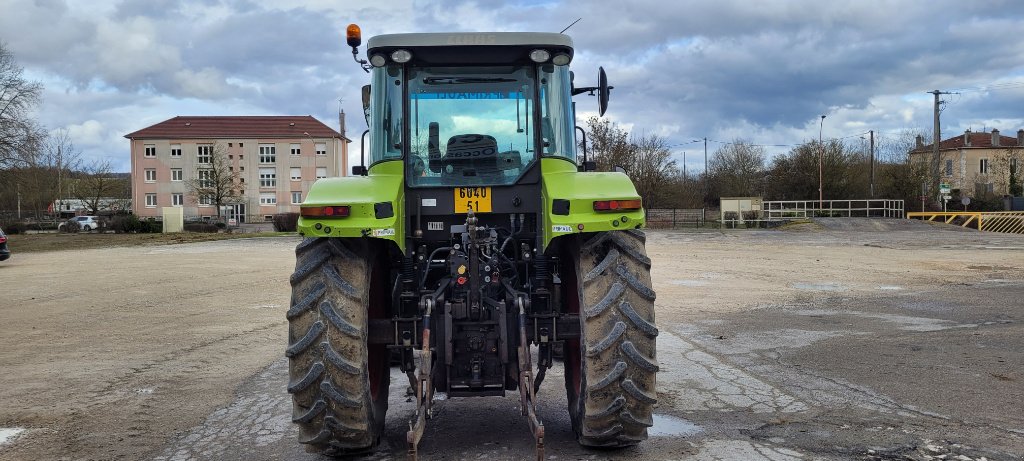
[563,230,658,447]
[287,238,390,454]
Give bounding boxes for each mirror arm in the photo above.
[351,47,370,73]
[571,86,597,96]
[351,129,369,176]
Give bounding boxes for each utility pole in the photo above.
[818,115,826,209]
[703,137,708,205]
[929,90,950,207]
[869,130,875,198]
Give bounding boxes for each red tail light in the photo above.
[300,206,351,217]
[593,199,642,212]
[0,236,6,244]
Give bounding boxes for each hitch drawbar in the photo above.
[404,294,545,461]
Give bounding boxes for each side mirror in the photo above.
[597,67,611,116]
[361,85,371,126]
[351,165,368,176]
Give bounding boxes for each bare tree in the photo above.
[6,129,81,219]
[628,132,677,208]
[708,140,767,198]
[583,116,631,172]
[0,42,44,168]
[71,159,129,214]
[186,142,240,218]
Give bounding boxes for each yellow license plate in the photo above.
[453,187,492,213]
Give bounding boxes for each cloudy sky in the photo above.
[3,0,1024,172]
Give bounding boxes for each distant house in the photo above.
[124,115,350,222]
[909,129,1023,197]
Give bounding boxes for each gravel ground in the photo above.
[0,219,1022,460]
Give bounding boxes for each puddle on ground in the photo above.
[648,414,701,437]
[794,309,972,332]
[670,280,709,287]
[0,428,25,445]
[792,282,846,292]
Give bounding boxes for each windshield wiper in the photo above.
[423,77,518,84]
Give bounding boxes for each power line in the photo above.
[672,130,872,150]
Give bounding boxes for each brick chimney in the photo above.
[964,129,971,146]
[1017,129,1023,146]
[992,128,1000,147]
[916,134,924,149]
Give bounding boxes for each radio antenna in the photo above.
[560,18,582,34]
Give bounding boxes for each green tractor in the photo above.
[286,24,658,459]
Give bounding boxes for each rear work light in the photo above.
[300,206,351,217]
[593,199,642,212]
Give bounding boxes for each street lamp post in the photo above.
[818,115,826,210]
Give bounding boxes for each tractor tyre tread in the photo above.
[569,230,658,448]
[287,237,387,454]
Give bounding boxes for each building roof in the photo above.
[914,130,1022,152]
[124,116,349,141]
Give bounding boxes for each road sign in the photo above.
[943,195,953,200]
[939,183,951,193]
[961,197,971,206]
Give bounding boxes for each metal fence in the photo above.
[645,208,706,228]
[763,199,905,219]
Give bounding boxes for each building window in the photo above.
[291,191,302,204]
[197,145,212,164]
[145,193,157,207]
[944,159,952,177]
[144,144,156,157]
[144,169,156,182]
[979,158,989,174]
[171,168,183,181]
[316,167,328,179]
[1012,158,1019,172]
[170,144,181,157]
[172,193,184,206]
[260,193,277,205]
[259,144,276,163]
[315,143,327,156]
[290,167,302,181]
[290,143,301,156]
[198,169,213,188]
[259,168,276,188]
[198,195,212,206]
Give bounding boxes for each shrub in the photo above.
[1,222,26,234]
[215,221,227,229]
[110,215,143,233]
[273,213,299,232]
[140,219,163,233]
[60,219,81,233]
[184,222,219,233]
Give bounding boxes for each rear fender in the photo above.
[541,158,645,248]
[297,161,405,252]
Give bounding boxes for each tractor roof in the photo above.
[367,32,574,65]
[368,32,572,50]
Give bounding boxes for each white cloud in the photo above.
[3,0,1024,172]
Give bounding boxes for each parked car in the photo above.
[0,226,10,261]
[59,216,101,232]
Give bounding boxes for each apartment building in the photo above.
[125,115,349,222]
[910,128,1023,197]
